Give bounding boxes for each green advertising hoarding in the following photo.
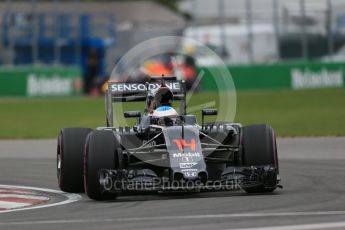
[1,62,344,96]
[199,61,345,91]
[0,67,82,97]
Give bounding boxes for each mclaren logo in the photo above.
[172,152,201,158]
[179,163,197,168]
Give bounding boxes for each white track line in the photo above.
[0,189,35,195]
[0,201,33,209]
[228,221,345,230]
[0,185,82,214]
[1,211,345,226]
[0,194,49,200]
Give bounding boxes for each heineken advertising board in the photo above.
[0,67,82,97]
[1,62,344,97]
[291,68,343,89]
[199,61,345,91]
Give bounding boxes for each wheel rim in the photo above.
[57,135,62,182]
[57,153,61,173]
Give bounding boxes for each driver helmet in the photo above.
[152,106,178,126]
[147,85,174,114]
[154,86,173,108]
[152,106,178,118]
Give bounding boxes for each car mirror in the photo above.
[202,109,218,116]
[124,111,141,118]
[201,109,217,127]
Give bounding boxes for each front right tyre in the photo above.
[242,124,279,193]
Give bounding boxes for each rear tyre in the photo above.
[57,128,92,193]
[84,130,122,200]
[242,124,278,193]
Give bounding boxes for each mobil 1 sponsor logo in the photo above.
[173,152,201,158]
[173,152,201,162]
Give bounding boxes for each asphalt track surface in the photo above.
[0,137,345,230]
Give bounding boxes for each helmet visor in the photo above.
[154,87,173,107]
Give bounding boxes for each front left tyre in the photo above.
[57,127,92,193]
[84,130,123,200]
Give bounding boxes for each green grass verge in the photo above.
[235,88,345,137]
[0,88,344,138]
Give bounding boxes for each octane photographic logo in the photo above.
[100,176,242,192]
[109,36,237,167]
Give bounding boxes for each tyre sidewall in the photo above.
[84,130,120,200]
[58,127,92,193]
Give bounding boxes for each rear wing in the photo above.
[105,78,186,127]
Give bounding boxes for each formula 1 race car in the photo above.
[57,77,281,200]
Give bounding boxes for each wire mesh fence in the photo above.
[1,0,345,66]
[182,0,345,64]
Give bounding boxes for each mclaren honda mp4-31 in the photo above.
[57,77,281,200]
